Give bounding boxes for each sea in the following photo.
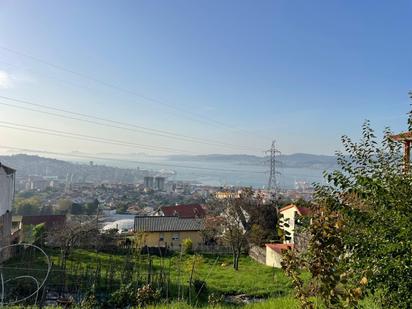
[91,157,330,189]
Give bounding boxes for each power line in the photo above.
[0,45,270,141]
[0,120,198,154]
[0,145,267,174]
[0,96,259,152]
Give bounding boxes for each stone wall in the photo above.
[248,245,266,265]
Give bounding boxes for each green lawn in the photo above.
[37,249,292,298]
[2,249,381,308]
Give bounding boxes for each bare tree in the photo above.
[209,188,279,270]
[47,219,98,269]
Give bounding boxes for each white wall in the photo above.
[0,167,14,216]
[280,206,297,243]
[266,246,283,268]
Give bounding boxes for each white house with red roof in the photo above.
[265,243,294,268]
[264,204,310,267]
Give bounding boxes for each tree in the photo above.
[282,202,364,309]
[283,117,412,308]
[70,203,84,215]
[47,220,99,269]
[56,199,72,214]
[209,188,278,270]
[32,223,46,247]
[85,198,99,215]
[201,215,225,245]
[13,197,42,215]
[248,202,278,245]
[39,204,54,215]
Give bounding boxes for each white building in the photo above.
[264,204,311,268]
[278,204,311,244]
[0,163,16,260]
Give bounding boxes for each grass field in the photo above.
[56,249,293,298]
[2,249,381,308]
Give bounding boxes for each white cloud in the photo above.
[0,70,13,88]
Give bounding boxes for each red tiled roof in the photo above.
[22,215,66,228]
[279,204,311,216]
[160,204,206,218]
[265,243,294,254]
[297,206,311,216]
[389,131,412,142]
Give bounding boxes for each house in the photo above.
[278,204,311,244]
[261,204,311,267]
[134,216,204,250]
[22,215,66,242]
[157,204,206,218]
[265,243,293,268]
[22,215,66,229]
[0,163,17,261]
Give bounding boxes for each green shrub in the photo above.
[182,238,193,254]
[136,284,161,307]
[110,283,136,308]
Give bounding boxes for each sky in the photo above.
[0,0,411,157]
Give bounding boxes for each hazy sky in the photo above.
[0,0,411,157]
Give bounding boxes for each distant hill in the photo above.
[167,153,338,169]
[167,154,264,163]
[0,153,339,186]
[0,154,141,183]
[278,153,338,169]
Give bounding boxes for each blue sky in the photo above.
[0,0,411,156]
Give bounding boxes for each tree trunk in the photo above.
[233,252,239,270]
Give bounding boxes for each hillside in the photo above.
[0,154,140,183]
[167,153,338,169]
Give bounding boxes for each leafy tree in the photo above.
[283,117,412,308]
[13,197,42,215]
[56,199,72,214]
[282,202,365,309]
[116,202,128,214]
[85,198,99,215]
[39,204,54,215]
[319,121,411,308]
[32,223,46,247]
[70,203,84,215]
[248,202,278,245]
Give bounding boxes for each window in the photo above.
[159,233,164,241]
[172,232,180,241]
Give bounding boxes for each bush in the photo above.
[110,283,136,308]
[80,284,100,309]
[81,294,99,309]
[182,238,193,254]
[136,284,161,307]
